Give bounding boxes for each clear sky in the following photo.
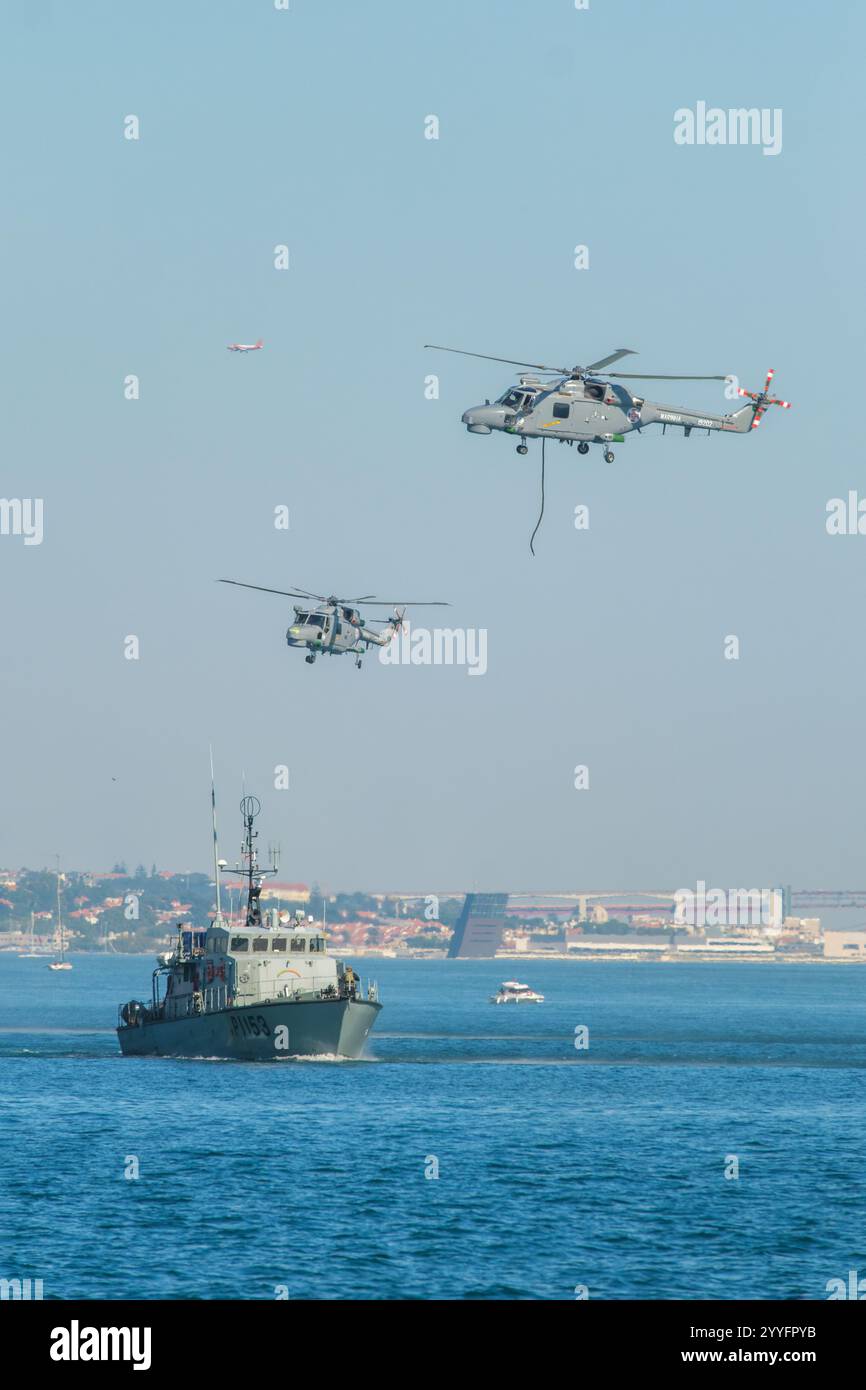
[2,0,864,892]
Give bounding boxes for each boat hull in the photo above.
[117,997,382,1060]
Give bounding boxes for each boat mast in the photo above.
[210,747,226,930]
[55,855,64,961]
[224,796,279,929]
[242,796,263,928]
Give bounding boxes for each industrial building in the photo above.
[823,929,866,960]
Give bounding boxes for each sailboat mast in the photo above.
[56,855,64,960]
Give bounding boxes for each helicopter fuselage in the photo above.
[286,605,391,659]
[219,579,448,669]
[462,375,755,447]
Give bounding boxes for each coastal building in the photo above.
[447,893,509,958]
[676,937,774,955]
[567,937,669,955]
[257,881,309,905]
[823,929,866,959]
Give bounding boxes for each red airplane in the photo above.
[227,339,263,353]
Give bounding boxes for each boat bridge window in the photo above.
[252,937,269,952]
[271,938,287,952]
[230,937,249,952]
[308,937,325,952]
[290,937,306,952]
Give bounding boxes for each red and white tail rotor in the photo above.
[738,369,792,429]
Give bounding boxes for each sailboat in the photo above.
[18,910,50,957]
[48,860,73,971]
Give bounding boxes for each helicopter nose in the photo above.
[462,404,500,434]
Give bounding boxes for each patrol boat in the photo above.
[117,794,381,1060]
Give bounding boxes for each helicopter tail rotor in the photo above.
[737,369,792,429]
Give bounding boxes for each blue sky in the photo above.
[2,0,864,892]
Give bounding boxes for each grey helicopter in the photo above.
[219,581,449,668]
[425,346,791,463]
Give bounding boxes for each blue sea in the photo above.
[0,956,864,1300]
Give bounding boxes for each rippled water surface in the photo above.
[1,956,864,1299]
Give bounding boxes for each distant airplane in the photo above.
[227,339,263,353]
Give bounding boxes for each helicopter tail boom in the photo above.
[639,400,757,434]
[358,625,394,648]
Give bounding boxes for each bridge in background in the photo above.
[445,888,866,956]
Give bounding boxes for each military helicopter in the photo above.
[219,580,450,668]
[425,345,791,463]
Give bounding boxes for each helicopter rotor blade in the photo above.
[218,580,328,602]
[584,349,638,371]
[608,372,729,381]
[425,344,570,375]
[354,599,451,608]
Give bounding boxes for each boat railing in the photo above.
[119,975,380,1028]
[162,984,231,1021]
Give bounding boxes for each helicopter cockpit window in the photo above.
[499,388,529,410]
[307,614,326,630]
[584,383,605,402]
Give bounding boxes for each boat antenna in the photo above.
[241,796,263,928]
[223,795,278,929]
[210,746,226,928]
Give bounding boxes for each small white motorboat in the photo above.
[489,980,544,1004]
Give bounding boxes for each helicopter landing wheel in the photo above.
[603,449,615,464]
[305,654,315,664]
[516,444,528,455]
[577,442,590,455]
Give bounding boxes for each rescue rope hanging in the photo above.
[529,437,546,556]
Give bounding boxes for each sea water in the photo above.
[0,957,863,1300]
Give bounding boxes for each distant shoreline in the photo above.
[0,948,857,965]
